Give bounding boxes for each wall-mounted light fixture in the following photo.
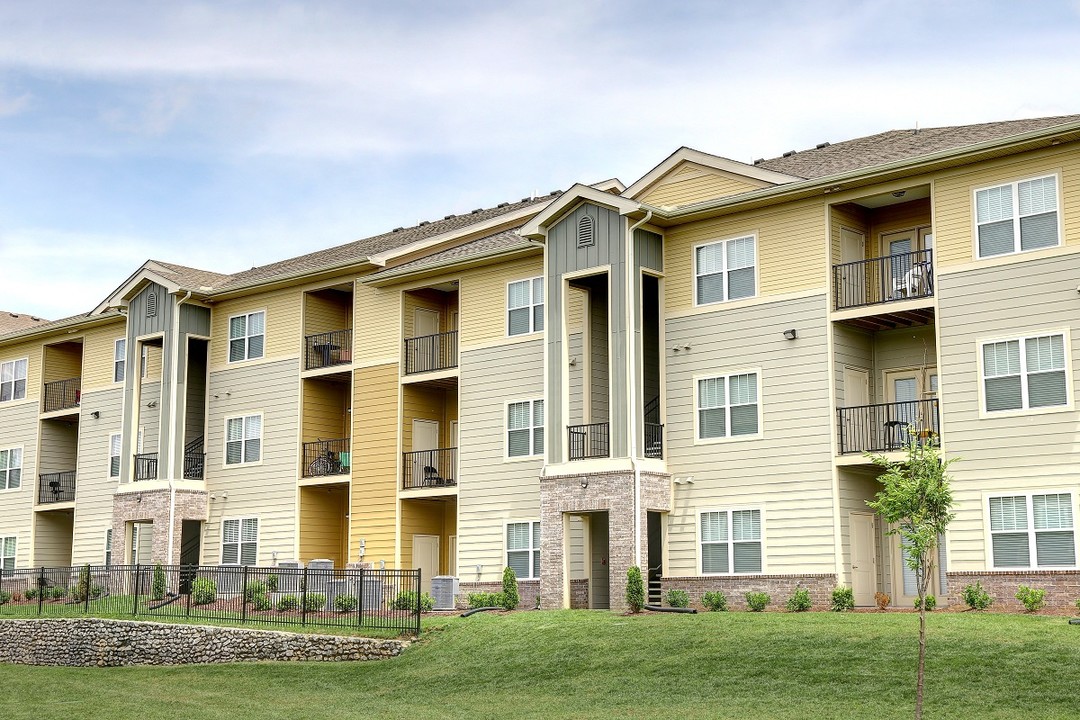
[90,411,100,419]
[783,329,798,340]
[892,190,907,198]
[146,401,157,408]
[672,344,691,352]
[580,477,589,489]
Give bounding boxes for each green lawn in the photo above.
[3,610,1078,719]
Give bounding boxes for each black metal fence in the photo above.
[402,447,457,489]
[304,329,353,371]
[644,422,664,459]
[38,471,76,504]
[837,398,941,454]
[832,249,934,310]
[134,453,158,481]
[43,377,81,413]
[568,422,610,460]
[403,330,458,374]
[0,564,421,636]
[303,438,351,478]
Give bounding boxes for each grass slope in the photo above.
[3,611,1079,719]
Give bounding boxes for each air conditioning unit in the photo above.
[431,576,458,611]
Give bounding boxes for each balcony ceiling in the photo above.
[838,307,935,332]
[852,184,930,209]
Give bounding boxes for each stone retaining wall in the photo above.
[0,618,407,666]
[660,574,838,611]
[946,570,1080,611]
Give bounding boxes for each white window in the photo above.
[226,415,262,465]
[507,400,544,457]
[109,434,121,478]
[229,311,265,362]
[1,536,15,571]
[701,509,762,574]
[697,372,760,439]
[989,493,1075,568]
[507,278,543,336]
[507,521,540,579]
[0,448,21,490]
[982,334,1068,412]
[114,339,126,383]
[105,528,113,566]
[976,175,1059,257]
[0,358,27,402]
[222,517,258,565]
[695,235,756,305]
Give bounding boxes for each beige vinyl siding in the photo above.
[567,331,584,425]
[0,401,37,567]
[38,420,78,475]
[867,199,931,257]
[934,144,1080,268]
[299,485,348,566]
[459,255,544,349]
[457,338,543,584]
[837,468,888,594]
[829,204,869,265]
[871,325,938,404]
[303,289,353,338]
[301,377,350,444]
[134,382,162,457]
[665,198,827,313]
[41,342,82,385]
[203,358,299,565]
[209,287,302,369]
[833,324,873,408]
[664,295,836,576]
[937,252,1080,570]
[350,363,398,567]
[641,163,768,208]
[32,511,73,566]
[0,338,43,404]
[71,387,124,564]
[142,344,163,382]
[81,323,128,391]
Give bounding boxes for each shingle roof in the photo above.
[0,311,50,335]
[0,309,122,344]
[756,115,1080,180]
[366,229,534,282]
[150,261,233,291]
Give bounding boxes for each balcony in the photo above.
[402,447,457,490]
[403,330,458,375]
[38,471,75,504]
[43,377,80,413]
[304,329,353,371]
[133,453,158,481]
[184,437,205,480]
[833,250,934,311]
[568,423,610,461]
[837,399,940,455]
[302,437,351,478]
[644,422,664,459]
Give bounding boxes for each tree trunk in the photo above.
[914,554,932,720]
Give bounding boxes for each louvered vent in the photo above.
[577,216,595,248]
[146,292,157,317]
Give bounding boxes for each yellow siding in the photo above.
[81,324,126,392]
[303,289,352,338]
[402,289,457,340]
[302,377,350,444]
[829,203,869,265]
[402,385,456,451]
[299,485,348,566]
[143,344,163,382]
[401,498,454,572]
[42,341,82,384]
[350,363,399,567]
[566,285,586,332]
[459,254,543,348]
[642,163,768,208]
[867,199,931,258]
[665,198,827,312]
[209,286,303,369]
[0,338,43,402]
[354,281,401,364]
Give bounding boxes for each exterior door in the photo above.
[413,534,440,593]
[413,308,441,372]
[841,366,870,453]
[412,419,440,486]
[839,228,866,306]
[850,512,878,607]
[883,368,938,446]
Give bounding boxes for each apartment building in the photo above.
[2,114,1079,611]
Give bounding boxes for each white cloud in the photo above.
[0,86,30,116]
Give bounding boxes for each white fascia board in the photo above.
[91,265,182,315]
[622,147,802,200]
[520,184,641,239]
[590,178,626,193]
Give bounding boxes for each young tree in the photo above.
[866,437,955,720]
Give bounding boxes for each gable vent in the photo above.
[577,216,595,248]
[146,291,157,318]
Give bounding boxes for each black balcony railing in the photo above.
[833,249,934,311]
[403,330,458,375]
[43,377,81,413]
[183,436,205,480]
[402,447,457,489]
[644,422,664,459]
[38,471,76,503]
[304,329,353,371]
[837,398,940,455]
[133,453,158,481]
[568,422,610,461]
[303,438,351,478]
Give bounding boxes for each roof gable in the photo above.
[622,147,800,201]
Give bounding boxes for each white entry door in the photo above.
[839,228,866,306]
[850,512,878,607]
[841,366,870,453]
[413,309,441,372]
[413,534,440,593]
[412,419,440,486]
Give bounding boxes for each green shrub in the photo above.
[786,587,812,612]
[502,566,520,610]
[1075,597,1080,613]
[151,563,167,601]
[830,586,854,612]
[333,594,358,612]
[276,594,300,612]
[90,584,105,599]
[666,589,690,608]
[192,578,217,606]
[961,582,993,610]
[24,587,38,601]
[702,590,728,612]
[0,590,11,604]
[70,566,93,602]
[243,580,267,603]
[303,592,327,612]
[48,586,67,600]
[913,594,937,611]
[265,574,279,592]
[745,592,770,612]
[1016,585,1046,612]
[626,566,645,613]
[392,590,435,612]
[250,593,272,612]
[467,592,504,609]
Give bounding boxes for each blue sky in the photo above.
[2,0,1080,319]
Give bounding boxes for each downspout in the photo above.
[626,210,652,569]
[166,290,192,565]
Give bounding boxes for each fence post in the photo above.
[186,568,193,617]
[415,569,422,636]
[241,565,249,623]
[37,567,45,615]
[301,566,309,626]
[85,563,91,614]
[133,564,141,616]
[357,567,364,629]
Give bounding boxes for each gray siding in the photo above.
[833,325,873,408]
[180,304,211,337]
[634,229,664,274]
[128,282,171,338]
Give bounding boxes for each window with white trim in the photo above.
[507,400,543,457]
[109,434,121,478]
[105,529,113,566]
[0,358,27,402]
[698,372,759,439]
[507,521,540,579]
[982,334,1067,412]
[229,311,265,362]
[1,536,15,571]
[976,175,1059,258]
[695,235,756,305]
[0,448,21,491]
[989,493,1075,568]
[226,415,262,465]
[222,517,258,565]
[701,509,762,574]
[507,278,543,336]
[114,339,126,383]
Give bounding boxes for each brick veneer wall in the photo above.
[111,488,208,566]
[457,579,540,609]
[946,571,1080,611]
[660,574,838,611]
